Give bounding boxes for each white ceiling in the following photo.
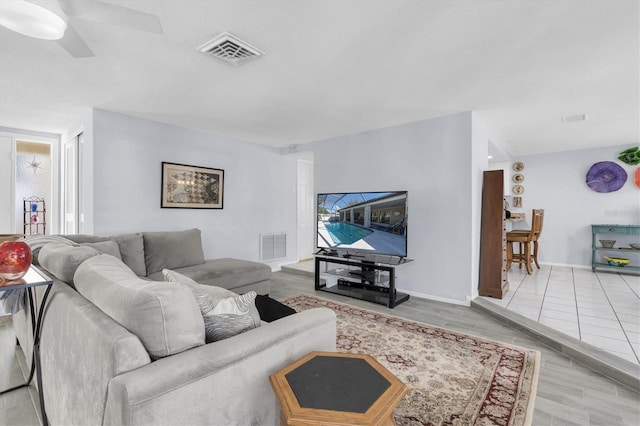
[0,0,638,157]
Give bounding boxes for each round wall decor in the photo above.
[512,162,524,172]
[513,173,524,183]
[585,161,627,193]
[513,185,524,195]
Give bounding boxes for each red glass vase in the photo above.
[0,241,32,281]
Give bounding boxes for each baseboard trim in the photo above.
[539,261,592,269]
[399,289,470,307]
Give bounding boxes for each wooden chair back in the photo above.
[528,209,544,241]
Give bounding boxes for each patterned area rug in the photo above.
[283,294,540,426]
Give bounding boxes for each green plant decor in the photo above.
[617,146,640,165]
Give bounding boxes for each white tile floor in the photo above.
[481,264,640,365]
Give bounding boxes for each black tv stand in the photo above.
[314,255,412,308]
[348,270,370,276]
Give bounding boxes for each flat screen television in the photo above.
[316,191,408,258]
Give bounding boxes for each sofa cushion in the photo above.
[80,241,122,260]
[63,233,146,276]
[110,233,146,277]
[62,234,110,244]
[163,269,261,339]
[38,243,102,283]
[74,255,205,359]
[149,258,271,291]
[143,229,205,275]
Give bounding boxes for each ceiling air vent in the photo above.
[197,32,264,65]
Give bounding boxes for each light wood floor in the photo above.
[270,270,640,426]
[1,270,639,425]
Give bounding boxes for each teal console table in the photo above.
[591,224,640,273]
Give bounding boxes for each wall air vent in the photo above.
[260,232,286,261]
[197,32,264,65]
[561,114,587,123]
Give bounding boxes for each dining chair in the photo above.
[506,209,544,274]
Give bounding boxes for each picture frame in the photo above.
[161,162,224,209]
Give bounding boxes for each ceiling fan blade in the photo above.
[60,0,162,34]
[57,24,94,58]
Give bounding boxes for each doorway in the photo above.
[16,141,51,235]
[296,153,314,261]
[0,129,59,236]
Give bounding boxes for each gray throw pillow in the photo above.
[110,233,146,277]
[143,229,205,275]
[38,243,101,283]
[163,269,260,342]
[75,255,205,359]
[80,240,122,260]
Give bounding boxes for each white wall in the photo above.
[511,145,639,267]
[90,109,298,267]
[59,110,95,234]
[308,112,485,304]
[0,135,13,234]
[488,161,512,195]
[471,113,492,299]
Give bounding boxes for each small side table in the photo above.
[270,351,407,426]
[0,265,53,426]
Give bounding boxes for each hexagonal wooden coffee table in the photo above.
[270,351,407,426]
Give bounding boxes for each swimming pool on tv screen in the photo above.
[324,222,373,245]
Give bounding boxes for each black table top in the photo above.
[285,354,391,413]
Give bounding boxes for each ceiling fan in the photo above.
[0,0,162,58]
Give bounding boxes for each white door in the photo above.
[63,132,85,234]
[64,137,77,234]
[296,157,314,261]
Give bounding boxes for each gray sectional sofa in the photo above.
[64,228,274,295]
[12,228,336,425]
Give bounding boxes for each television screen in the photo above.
[316,191,408,257]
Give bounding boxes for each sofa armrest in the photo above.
[39,281,151,426]
[104,307,336,426]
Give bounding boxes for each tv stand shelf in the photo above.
[314,255,412,308]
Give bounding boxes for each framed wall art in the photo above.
[161,162,224,209]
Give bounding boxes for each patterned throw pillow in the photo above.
[198,291,258,342]
[163,269,260,342]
